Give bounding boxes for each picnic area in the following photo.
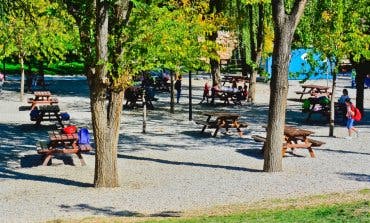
[0,75,369,222]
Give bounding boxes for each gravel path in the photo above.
[0,75,369,223]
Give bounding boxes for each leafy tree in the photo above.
[0,0,78,100]
[296,0,370,136]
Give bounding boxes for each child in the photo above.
[200,81,210,104]
[338,89,349,105]
[344,98,359,139]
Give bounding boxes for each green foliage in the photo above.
[296,0,370,64]
[0,0,79,63]
[119,0,224,75]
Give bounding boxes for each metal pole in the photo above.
[189,71,192,121]
[142,89,147,134]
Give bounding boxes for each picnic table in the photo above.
[28,91,58,110]
[211,88,244,106]
[221,75,249,86]
[124,86,154,109]
[36,130,92,166]
[252,126,325,158]
[196,112,248,137]
[295,84,330,100]
[31,105,64,127]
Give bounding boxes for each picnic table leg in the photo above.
[201,115,212,133]
[213,126,220,137]
[42,154,52,166]
[76,152,86,166]
[308,147,316,158]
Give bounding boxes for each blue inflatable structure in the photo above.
[265,49,332,80]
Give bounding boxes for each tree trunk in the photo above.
[354,60,369,115]
[248,3,264,103]
[19,54,25,102]
[208,0,223,86]
[93,0,120,188]
[329,62,336,137]
[264,0,307,172]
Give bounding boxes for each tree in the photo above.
[296,0,370,135]
[263,0,307,172]
[0,0,78,100]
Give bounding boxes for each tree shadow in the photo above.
[59,204,143,217]
[315,148,370,156]
[338,172,370,182]
[118,154,261,172]
[0,168,92,187]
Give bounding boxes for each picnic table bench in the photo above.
[36,130,92,166]
[295,85,330,101]
[31,105,64,127]
[210,88,244,106]
[252,126,325,157]
[196,112,248,137]
[27,91,58,110]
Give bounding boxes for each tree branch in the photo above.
[290,0,308,30]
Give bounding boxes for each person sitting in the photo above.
[338,89,349,105]
[210,83,221,104]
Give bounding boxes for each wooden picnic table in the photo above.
[295,84,330,100]
[221,75,249,86]
[196,112,248,137]
[36,130,92,166]
[124,86,154,109]
[31,105,64,127]
[210,88,243,106]
[254,125,323,157]
[28,91,58,110]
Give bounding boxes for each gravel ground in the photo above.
[0,74,369,223]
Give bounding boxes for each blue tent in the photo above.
[265,49,332,80]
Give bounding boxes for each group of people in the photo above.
[338,89,360,139]
[199,80,248,104]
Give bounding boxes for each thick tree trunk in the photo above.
[354,60,369,115]
[264,0,307,172]
[329,67,336,137]
[19,54,25,102]
[264,28,292,172]
[93,0,120,187]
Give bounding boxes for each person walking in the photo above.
[344,98,359,139]
[0,72,4,93]
[175,75,182,103]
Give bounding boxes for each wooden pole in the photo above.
[189,71,192,121]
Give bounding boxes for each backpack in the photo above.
[351,105,362,122]
[78,128,90,145]
[30,109,41,120]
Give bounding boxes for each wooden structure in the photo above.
[252,126,325,158]
[220,75,249,86]
[295,84,330,100]
[196,112,248,137]
[124,86,154,109]
[36,131,92,166]
[304,97,330,122]
[210,88,245,106]
[31,105,64,127]
[28,91,58,110]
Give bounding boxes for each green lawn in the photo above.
[0,61,84,75]
[142,201,369,223]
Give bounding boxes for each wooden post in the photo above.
[189,71,192,121]
[142,89,147,134]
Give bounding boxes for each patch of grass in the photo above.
[143,201,369,223]
[359,189,370,194]
[0,61,84,75]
